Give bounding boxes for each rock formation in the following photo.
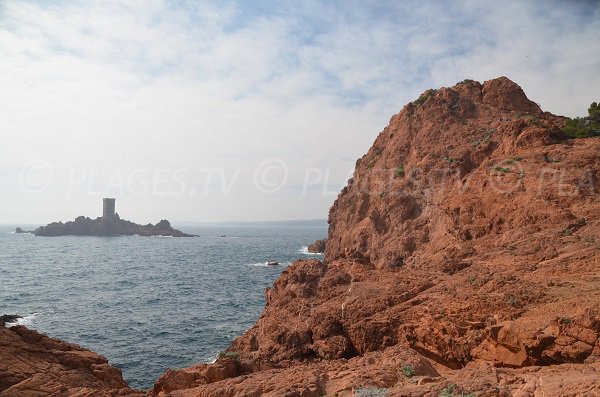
[307,238,327,253]
[32,217,197,237]
[0,322,143,396]
[0,315,21,325]
[150,77,600,396]
[4,77,600,396]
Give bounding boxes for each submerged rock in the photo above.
[0,315,21,325]
[14,228,31,234]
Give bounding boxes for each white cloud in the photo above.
[0,0,598,223]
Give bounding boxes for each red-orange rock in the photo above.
[149,77,600,396]
[307,239,327,253]
[0,324,143,397]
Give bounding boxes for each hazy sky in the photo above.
[1,0,599,224]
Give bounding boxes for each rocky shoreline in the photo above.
[2,77,599,396]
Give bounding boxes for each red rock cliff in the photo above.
[154,77,600,396]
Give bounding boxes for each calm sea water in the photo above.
[0,221,326,389]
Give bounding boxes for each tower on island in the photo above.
[103,198,116,218]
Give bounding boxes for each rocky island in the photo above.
[2,77,600,396]
[27,198,197,237]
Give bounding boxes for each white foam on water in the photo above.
[298,246,323,255]
[6,313,37,327]
[245,261,291,268]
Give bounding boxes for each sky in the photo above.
[1,0,599,224]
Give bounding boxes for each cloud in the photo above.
[0,0,598,223]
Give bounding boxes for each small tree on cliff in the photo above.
[561,101,600,138]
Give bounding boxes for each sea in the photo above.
[0,220,327,389]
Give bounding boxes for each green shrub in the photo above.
[439,384,453,396]
[561,101,600,138]
[395,165,405,178]
[494,166,510,173]
[559,317,572,325]
[400,365,415,377]
[499,157,522,167]
[439,384,476,397]
[443,156,461,164]
[218,351,240,362]
[412,89,438,106]
[472,128,496,147]
[460,79,476,84]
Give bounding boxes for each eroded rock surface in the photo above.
[0,324,143,397]
[150,77,600,396]
[307,239,327,254]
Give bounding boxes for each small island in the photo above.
[23,198,197,237]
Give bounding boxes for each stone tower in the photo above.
[103,198,115,218]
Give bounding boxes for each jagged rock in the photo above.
[147,77,600,396]
[307,238,327,253]
[0,315,21,325]
[0,324,143,397]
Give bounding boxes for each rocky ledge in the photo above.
[307,238,327,254]
[31,216,197,237]
[0,321,143,397]
[3,77,600,396]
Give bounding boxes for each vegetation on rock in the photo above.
[561,101,600,138]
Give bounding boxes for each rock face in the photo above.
[307,238,327,253]
[33,216,197,237]
[0,323,143,397]
[150,77,600,396]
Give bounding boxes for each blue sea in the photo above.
[0,221,327,389]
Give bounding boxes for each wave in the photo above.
[246,261,291,268]
[6,313,37,327]
[298,246,323,255]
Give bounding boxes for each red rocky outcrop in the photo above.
[0,324,143,397]
[152,77,600,396]
[307,239,327,253]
